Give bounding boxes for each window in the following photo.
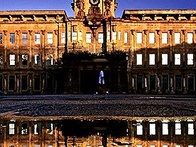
[22,54,28,65]
[35,33,40,44]
[174,54,181,65]
[149,122,156,135]
[162,121,169,135]
[162,54,168,65]
[175,121,181,135]
[9,76,15,90]
[61,32,65,43]
[0,54,3,65]
[34,75,41,90]
[47,33,53,44]
[98,32,103,43]
[136,124,143,135]
[72,32,77,41]
[187,54,193,65]
[188,121,194,135]
[149,32,155,44]
[46,54,54,65]
[21,76,28,90]
[46,123,54,135]
[118,31,121,40]
[86,33,91,43]
[34,54,41,65]
[162,33,168,44]
[0,33,2,44]
[149,54,155,65]
[68,31,71,41]
[22,33,28,44]
[112,32,117,41]
[34,123,41,134]
[10,33,15,44]
[9,123,15,135]
[187,32,193,44]
[137,32,142,44]
[136,54,142,65]
[174,32,181,44]
[9,54,15,66]
[124,32,128,43]
[21,123,28,135]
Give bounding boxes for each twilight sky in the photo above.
[0,0,196,17]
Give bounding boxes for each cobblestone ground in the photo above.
[0,94,195,120]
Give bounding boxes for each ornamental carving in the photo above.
[76,0,85,19]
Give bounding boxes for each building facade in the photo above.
[0,0,196,94]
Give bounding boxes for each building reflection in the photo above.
[0,119,195,147]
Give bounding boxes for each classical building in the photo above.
[0,0,196,94]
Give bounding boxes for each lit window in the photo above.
[162,33,168,44]
[162,145,168,147]
[136,54,142,65]
[10,33,15,44]
[175,121,181,135]
[72,32,77,41]
[112,32,117,41]
[22,33,28,44]
[47,123,54,135]
[136,124,143,135]
[149,54,155,65]
[46,54,54,65]
[47,33,53,44]
[79,31,82,41]
[150,145,155,147]
[188,121,194,135]
[124,32,128,43]
[162,121,169,135]
[187,32,193,44]
[34,124,39,134]
[34,54,41,65]
[68,32,71,41]
[22,54,28,65]
[98,32,103,43]
[137,145,142,147]
[35,33,40,44]
[162,54,168,65]
[21,123,28,135]
[174,32,181,44]
[86,33,91,43]
[149,122,156,135]
[61,32,65,44]
[0,33,2,44]
[174,54,181,65]
[149,32,155,44]
[9,54,15,66]
[9,123,15,135]
[187,54,193,65]
[137,32,142,44]
[176,145,181,147]
[118,31,121,40]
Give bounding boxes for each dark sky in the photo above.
[0,0,196,17]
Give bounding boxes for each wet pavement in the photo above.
[0,94,195,120]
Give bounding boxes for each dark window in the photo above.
[9,76,15,91]
[22,76,28,90]
[162,75,169,91]
[137,75,143,92]
[150,75,156,92]
[175,75,182,90]
[34,75,40,90]
[187,75,194,91]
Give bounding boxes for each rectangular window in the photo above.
[149,54,155,65]
[137,32,142,44]
[187,54,193,65]
[9,123,15,135]
[175,121,181,135]
[124,32,128,43]
[149,122,156,135]
[187,32,193,44]
[34,54,41,65]
[98,32,103,43]
[162,54,168,65]
[112,32,117,41]
[136,54,142,65]
[47,123,54,135]
[162,121,169,135]
[174,54,181,65]
[46,54,54,65]
[22,54,28,65]
[35,33,40,44]
[61,32,65,44]
[149,32,155,44]
[136,124,143,135]
[79,31,82,41]
[118,31,121,40]
[21,76,28,90]
[174,32,181,44]
[72,32,77,41]
[47,33,53,44]
[34,75,41,90]
[10,33,15,44]
[162,32,168,44]
[86,33,91,43]
[188,122,194,135]
[0,33,2,44]
[34,123,41,135]
[68,32,71,41]
[107,31,110,41]
[21,123,28,135]
[22,33,28,44]
[9,76,15,91]
[9,54,15,66]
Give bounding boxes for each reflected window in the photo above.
[162,32,168,44]
[162,54,168,65]
[175,121,181,135]
[149,54,155,65]
[35,33,40,44]
[187,54,193,65]
[162,121,169,135]
[47,33,53,44]
[98,32,103,43]
[136,54,142,65]
[187,32,193,44]
[86,33,91,43]
[136,32,142,44]
[9,123,15,135]
[174,54,181,65]
[174,32,181,44]
[149,32,155,44]
[9,54,15,65]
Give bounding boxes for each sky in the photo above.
[0,0,196,17]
